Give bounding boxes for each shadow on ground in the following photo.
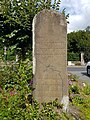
[81,72,90,78]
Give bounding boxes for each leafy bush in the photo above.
[84,47,90,63]
[1,62,90,119]
[72,96,85,105]
[83,83,90,95]
[68,73,79,82]
[0,61,62,120]
[67,52,80,61]
[0,61,33,89]
[71,95,90,120]
[68,73,90,120]
[0,61,33,119]
[69,85,79,94]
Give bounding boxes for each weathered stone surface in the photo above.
[33,9,68,103]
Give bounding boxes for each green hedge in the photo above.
[68,52,80,61]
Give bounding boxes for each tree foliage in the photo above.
[84,47,90,63]
[0,0,62,60]
[67,28,90,62]
[67,52,80,61]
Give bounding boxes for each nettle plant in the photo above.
[0,61,34,119]
[68,73,90,120]
[1,62,90,119]
[0,61,75,120]
[0,61,63,119]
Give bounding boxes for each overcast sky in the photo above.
[60,0,90,33]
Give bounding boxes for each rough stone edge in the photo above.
[33,9,67,25]
[61,95,69,112]
[32,14,36,75]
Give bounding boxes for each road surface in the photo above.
[67,66,90,84]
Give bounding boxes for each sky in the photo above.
[60,0,90,33]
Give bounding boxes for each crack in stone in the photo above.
[43,64,64,98]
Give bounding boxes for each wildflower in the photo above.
[68,80,72,85]
[29,80,33,86]
[18,3,21,6]
[10,90,17,96]
[10,91,14,96]
[83,82,86,87]
[68,73,71,76]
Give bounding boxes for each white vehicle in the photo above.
[86,61,90,75]
[86,61,90,66]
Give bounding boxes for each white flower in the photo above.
[83,82,86,87]
[18,3,21,6]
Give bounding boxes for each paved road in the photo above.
[67,66,90,84]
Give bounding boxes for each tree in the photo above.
[67,29,90,62]
[85,26,90,32]
[84,47,90,63]
[0,0,62,60]
[67,32,80,53]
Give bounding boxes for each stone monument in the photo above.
[33,9,68,108]
[81,52,85,65]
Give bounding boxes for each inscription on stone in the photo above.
[33,9,68,103]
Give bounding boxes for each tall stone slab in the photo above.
[33,9,68,104]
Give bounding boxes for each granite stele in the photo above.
[33,9,68,110]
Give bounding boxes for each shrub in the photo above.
[68,74,90,120]
[1,62,90,119]
[0,61,33,119]
[69,85,79,94]
[84,47,90,63]
[83,83,90,95]
[0,61,61,120]
[67,52,80,61]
